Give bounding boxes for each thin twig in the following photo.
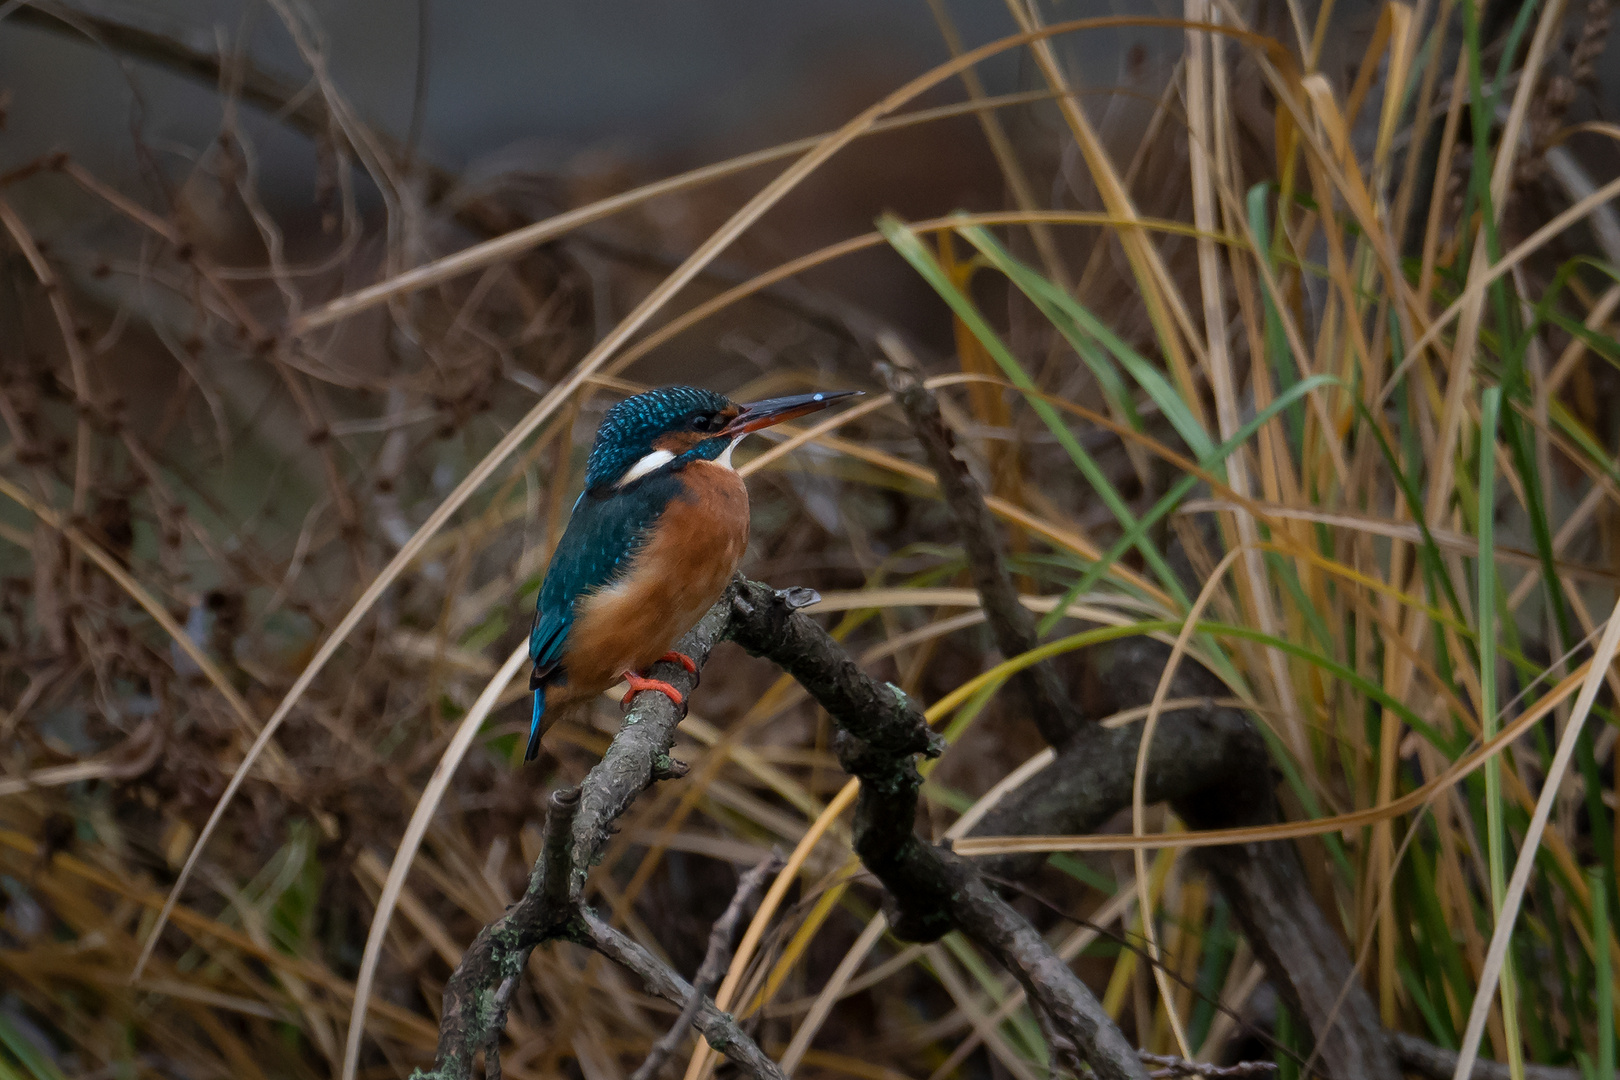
[873,332,1086,747]
[1138,1051,1278,1078]
[629,853,786,1080]
[582,912,789,1080]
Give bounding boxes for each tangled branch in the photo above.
[419,578,1152,1080]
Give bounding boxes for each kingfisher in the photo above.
[523,384,860,760]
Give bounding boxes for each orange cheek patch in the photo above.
[653,431,705,453]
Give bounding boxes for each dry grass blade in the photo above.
[1386,172,1620,401]
[605,211,1239,384]
[1182,0,1302,771]
[1451,609,1620,1078]
[1135,547,1245,1058]
[340,641,529,1080]
[1424,0,1569,526]
[292,90,1055,332]
[778,914,889,1076]
[682,779,859,1080]
[926,941,1046,1080]
[925,888,1140,1080]
[1004,2,1205,426]
[953,647,1595,855]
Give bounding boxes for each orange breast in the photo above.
[554,461,750,703]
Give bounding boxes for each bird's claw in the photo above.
[658,651,698,674]
[658,651,699,686]
[621,671,685,710]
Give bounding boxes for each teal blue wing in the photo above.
[525,475,682,759]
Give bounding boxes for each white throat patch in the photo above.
[716,434,746,470]
[617,449,675,486]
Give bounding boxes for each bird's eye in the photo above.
[689,413,715,432]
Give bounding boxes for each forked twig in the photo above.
[582,914,788,1080]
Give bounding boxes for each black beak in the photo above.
[721,390,863,435]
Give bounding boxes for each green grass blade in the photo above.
[1035,373,1336,638]
[877,213,1189,608]
[0,1014,67,1080]
[952,220,1215,463]
[1597,868,1616,1080]
[1477,386,1525,1078]
[1247,183,1305,453]
[943,617,1447,751]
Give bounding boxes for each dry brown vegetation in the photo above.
[2,1,1619,1079]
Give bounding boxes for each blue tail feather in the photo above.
[525,690,546,761]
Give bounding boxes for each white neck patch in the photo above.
[617,449,675,486]
[716,434,746,470]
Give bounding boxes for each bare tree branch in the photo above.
[423,577,1456,1080]
[874,331,1085,746]
[428,785,580,1080]
[1390,1033,1617,1080]
[417,578,1153,1080]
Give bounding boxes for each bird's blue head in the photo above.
[583,385,860,491]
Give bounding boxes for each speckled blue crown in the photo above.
[585,386,733,488]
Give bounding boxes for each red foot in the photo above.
[621,671,685,709]
[658,651,698,675]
